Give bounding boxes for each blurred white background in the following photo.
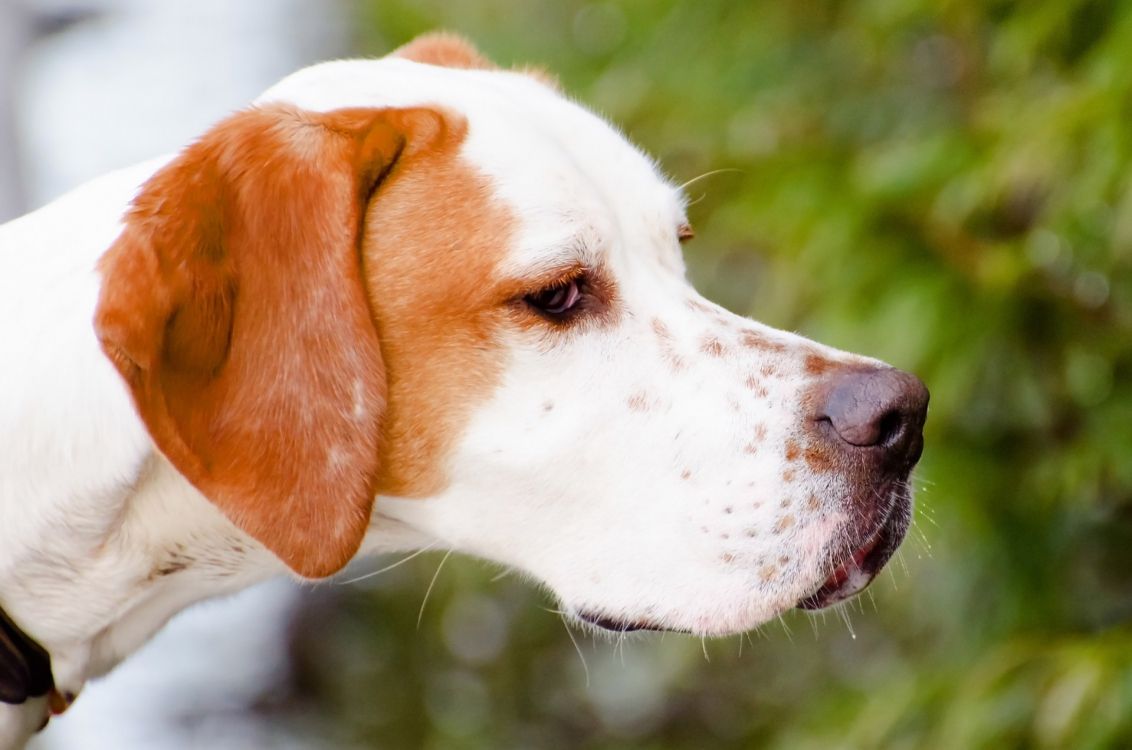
[0,1,355,746]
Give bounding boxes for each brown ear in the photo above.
[95,104,447,578]
[392,31,497,70]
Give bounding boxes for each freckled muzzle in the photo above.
[795,365,929,609]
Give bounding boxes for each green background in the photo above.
[283,2,1132,747]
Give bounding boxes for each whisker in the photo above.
[338,541,438,585]
[777,614,794,642]
[416,549,453,630]
[896,549,910,577]
[837,605,857,639]
[560,616,591,688]
[489,567,513,583]
[678,167,743,191]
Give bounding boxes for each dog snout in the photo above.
[814,367,929,469]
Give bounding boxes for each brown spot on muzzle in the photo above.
[740,330,786,353]
[773,515,796,534]
[627,390,652,412]
[804,443,837,474]
[686,298,715,314]
[700,335,728,358]
[804,353,838,376]
[651,318,688,371]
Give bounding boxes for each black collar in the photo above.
[0,603,54,706]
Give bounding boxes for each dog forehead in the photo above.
[257,57,686,271]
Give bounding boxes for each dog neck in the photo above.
[1,454,285,698]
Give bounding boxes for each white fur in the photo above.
[0,58,885,746]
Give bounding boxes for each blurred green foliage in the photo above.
[288,1,1132,747]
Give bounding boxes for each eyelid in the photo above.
[512,263,590,300]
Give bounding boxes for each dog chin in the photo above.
[795,480,913,611]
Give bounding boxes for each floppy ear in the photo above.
[95,104,448,578]
[392,31,497,70]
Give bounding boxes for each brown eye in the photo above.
[526,278,582,317]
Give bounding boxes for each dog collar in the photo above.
[0,603,54,707]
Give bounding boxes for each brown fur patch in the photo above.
[784,439,800,462]
[362,121,514,499]
[392,32,496,70]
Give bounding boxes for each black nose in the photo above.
[817,367,929,467]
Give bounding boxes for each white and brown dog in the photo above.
[0,34,927,747]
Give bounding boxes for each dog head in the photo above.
[95,34,927,636]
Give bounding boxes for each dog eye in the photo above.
[526,277,583,318]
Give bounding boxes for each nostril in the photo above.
[875,409,905,446]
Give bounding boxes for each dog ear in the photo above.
[392,31,497,70]
[95,104,449,578]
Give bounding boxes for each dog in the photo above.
[0,33,927,747]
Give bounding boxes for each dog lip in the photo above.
[576,611,676,633]
[794,533,883,610]
[794,492,908,611]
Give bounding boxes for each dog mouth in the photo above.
[794,482,912,610]
[575,482,913,632]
